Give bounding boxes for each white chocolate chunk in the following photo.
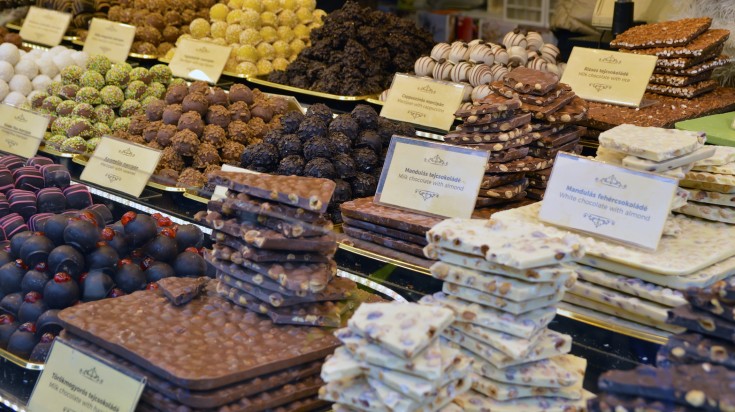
[675,201,735,224]
[692,161,735,175]
[563,293,685,333]
[622,146,715,172]
[369,375,472,412]
[684,188,735,207]
[470,352,583,388]
[681,171,735,193]
[368,354,473,401]
[453,388,595,411]
[451,322,544,359]
[319,377,388,412]
[443,282,564,315]
[322,346,364,382]
[694,145,735,166]
[574,265,685,307]
[473,371,584,401]
[568,280,670,323]
[599,124,706,161]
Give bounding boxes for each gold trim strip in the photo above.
[0,347,44,370]
[246,75,379,101]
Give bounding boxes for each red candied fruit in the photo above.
[15,259,27,270]
[141,257,155,270]
[185,247,199,254]
[78,272,88,283]
[96,241,107,247]
[157,216,173,227]
[18,322,36,333]
[33,231,45,236]
[160,227,176,238]
[79,211,98,224]
[151,213,163,221]
[121,211,137,225]
[53,272,72,283]
[23,291,42,303]
[108,288,126,298]
[145,282,159,291]
[101,227,115,241]
[117,258,133,268]
[39,332,55,343]
[0,314,14,324]
[34,262,47,272]
[130,248,143,259]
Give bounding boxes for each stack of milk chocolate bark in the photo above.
[58,277,336,411]
[419,218,593,411]
[319,301,473,411]
[195,172,360,328]
[677,146,735,224]
[612,17,730,99]
[591,281,735,411]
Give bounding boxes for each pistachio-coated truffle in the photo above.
[94,105,115,126]
[104,66,129,87]
[125,80,147,101]
[60,136,87,153]
[149,65,172,84]
[87,55,112,75]
[75,87,101,105]
[60,65,84,85]
[80,71,105,90]
[119,99,142,117]
[111,117,131,132]
[100,86,124,108]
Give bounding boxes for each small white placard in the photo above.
[540,152,678,250]
[210,164,260,201]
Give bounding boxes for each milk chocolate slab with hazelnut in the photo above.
[623,29,729,58]
[598,363,735,411]
[341,216,428,245]
[667,305,735,341]
[658,333,735,370]
[589,393,697,412]
[157,276,208,306]
[58,287,340,390]
[340,197,443,235]
[444,124,532,144]
[685,287,735,322]
[212,231,332,263]
[207,199,332,238]
[342,225,426,257]
[210,171,335,213]
[503,67,560,96]
[217,271,355,307]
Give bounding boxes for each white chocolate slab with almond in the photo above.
[599,124,706,161]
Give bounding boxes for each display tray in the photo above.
[366,98,384,106]
[247,75,379,102]
[5,21,79,41]
[70,39,158,60]
[38,145,75,158]
[0,348,44,371]
[72,154,187,193]
[676,111,735,147]
[157,57,251,82]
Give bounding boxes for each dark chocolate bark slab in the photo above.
[342,225,426,257]
[685,286,735,322]
[486,146,529,163]
[477,178,529,199]
[57,286,340,390]
[658,333,735,370]
[481,172,526,189]
[213,231,332,263]
[533,126,586,148]
[667,304,735,341]
[224,191,324,223]
[529,139,579,159]
[339,197,442,235]
[208,199,332,238]
[588,392,698,412]
[341,216,428,245]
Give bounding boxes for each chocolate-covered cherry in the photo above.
[86,245,119,275]
[0,249,12,268]
[7,322,38,359]
[43,272,80,309]
[47,245,85,280]
[43,214,73,246]
[18,291,47,323]
[123,213,157,247]
[144,234,178,262]
[108,288,126,298]
[173,251,207,278]
[145,262,175,283]
[175,224,204,251]
[21,270,50,295]
[0,292,22,316]
[35,309,62,336]
[0,313,18,349]
[9,231,33,258]
[19,234,54,268]
[0,260,26,294]
[81,270,114,301]
[114,263,146,294]
[29,332,55,362]
[105,229,129,257]
[64,219,100,253]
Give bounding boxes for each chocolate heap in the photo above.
[195,171,360,328]
[612,17,730,99]
[267,1,433,96]
[421,218,592,410]
[57,277,335,411]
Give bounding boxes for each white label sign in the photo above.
[210,164,260,201]
[540,153,678,250]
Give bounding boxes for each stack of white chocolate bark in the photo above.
[319,302,473,411]
[677,146,735,224]
[420,218,593,411]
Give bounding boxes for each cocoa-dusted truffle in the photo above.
[221,141,245,164]
[276,155,305,175]
[263,129,284,147]
[165,84,188,105]
[353,146,378,172]
[356,129,382,154]
[145,98,166,121]
[205,105,231,129]
[351,105,379,130]
[188,81,210,95]
[143,121,161,142]
[329,114,359,140]
[162,104,183,125]
[303,157,335,179]
[228,84,254,104]
[297,116,327,141]
[333,153,357,179]
[207,87,228,106]
[248,117,269,140]
[251,105,274,123]
[181,93,209,116]
[229,101,251,122]
[171,129,200,157]
[157,146,185,171]
[201,124,226,148]
[193,143,221,169]
[333,178,353,203]
[306,103,333,124]
[152,168,179,184]
[156,124,178,146]
[177,111,205,137]
[240,142,279,169]
[276,134,302,157]
[128,115,150,136]
[279,111,305,134]
[177,167,205,188]
[303,136,335,160]
[227,120,252,144]
[351,171,378,197]
[330,132,353,154]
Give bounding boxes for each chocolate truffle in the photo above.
[297,116,327,141]
[206,105,231,129]
[172,251,206,277]
[351,171,378,197]
[395,121,416,137]
[177,168,206,188]
[123,213,157,247]
[7,322,38,358]
[175,224,203,251]
[251,105,274,123]
[356,129,382,154]
[171,130,200,157]
[207,87,228,106]
[143,121,161,143]
[0,292,22,316]
[329,131,352,154]
[303,136,335,160]
[240,143,279,169]
[19,235,54,268]
[221,141,245,164]
[128,114,150,136]
[188,81,210,96]
[63,219,99,253]
[82,270,114,301]
[177,111,205,137]
[145,98,166,121]
[279,111,305,134]
[29,332,55,363]
[333,178,353,202]
[303,157,335,179]
[35,310,62,336]
[227,120,252,144]
[228,84,254,104]
[276,155,305,175]
[263,129,284,147]
[229,101,251,122]
[353,146,378,172]
[193,143,221,169]
[0,314,18,349]
[156,124,178,147]
[181,93,209,116]
[145,262,174,282]
[43,272,79,309]
[201,124,227,148]
[333,153,357,179]
[306,103,333,124]
[18,292,47,323]
[351,105,379,130]
[165,84,188,105]
[329,114,359,140]
[248,117,269,140]
[20,270,49,296]
[0,260,25,295]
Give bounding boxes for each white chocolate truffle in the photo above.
[468,39,484,47]
[469,44,494,65]
[414,56,437,77]
[468,64,493,87]
[14,59,38,79]
[432,61,454,80]
[450,61,472,83]
[71,51,89,68]
[430,43,451,61]
[0,80,8,101]
[48,46,67,56]
[0,44,20,66]
[492,46,509,65]
[471,84,491,102]
[503,31,527,49]
[9,74,31,96]
[508,45,528,67]
[527,57,548,72]
[526,31,544,51]
[489,64,509,81]
[0,61,14,83]
[31,74,52,91]
[448,41,470,63]
[546,63,560,75]
[541,43,560,63]
[51,53,74,71]
[460,82,473,102]
[3,91,26,106]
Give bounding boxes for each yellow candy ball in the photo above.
[262,0,280,13]
[240,9,261,28]
[256,59,273,75]
[272,57,289,71]
[282,0,297,11]
[210,4,230,21]
[289,38,305,54]
[165,48,176,59]
[236,44,259,62]
[176,34,192,45]
[272,40,290,58]
[278,9,298,28]
[228,0,243,9]
[307,21,322,30]
[293,23,309,40]
[257,42,275,60]
[313,9,326,23]
[189,18,211,39]
[259,26,278,43]
[236,62,258,76]
[277,25,294,42]
[226,9,244,25]
[211,37,228,46]
[210,21,228,38]
[297,0,315,11]
[295,7,312,24]
[225,57,238,71]
[239,28,262,45]
[289,54,297,62]
[260,11,277,27]
[241,0,262,12]
[225,24,243,44]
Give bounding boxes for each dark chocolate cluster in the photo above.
[0,210,206,362]
[240,103,415,221]
[267,1,434,96]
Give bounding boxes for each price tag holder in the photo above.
[560,47,657,108]
[19,6,72,47]
[0,103,50,158]
[28,338,146,412]
[375,136,489,218]
[80,136,162,198]
[380,74,466,132]
[83,18,136,63]
[539,152,678,251]
[168,38,231,84]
